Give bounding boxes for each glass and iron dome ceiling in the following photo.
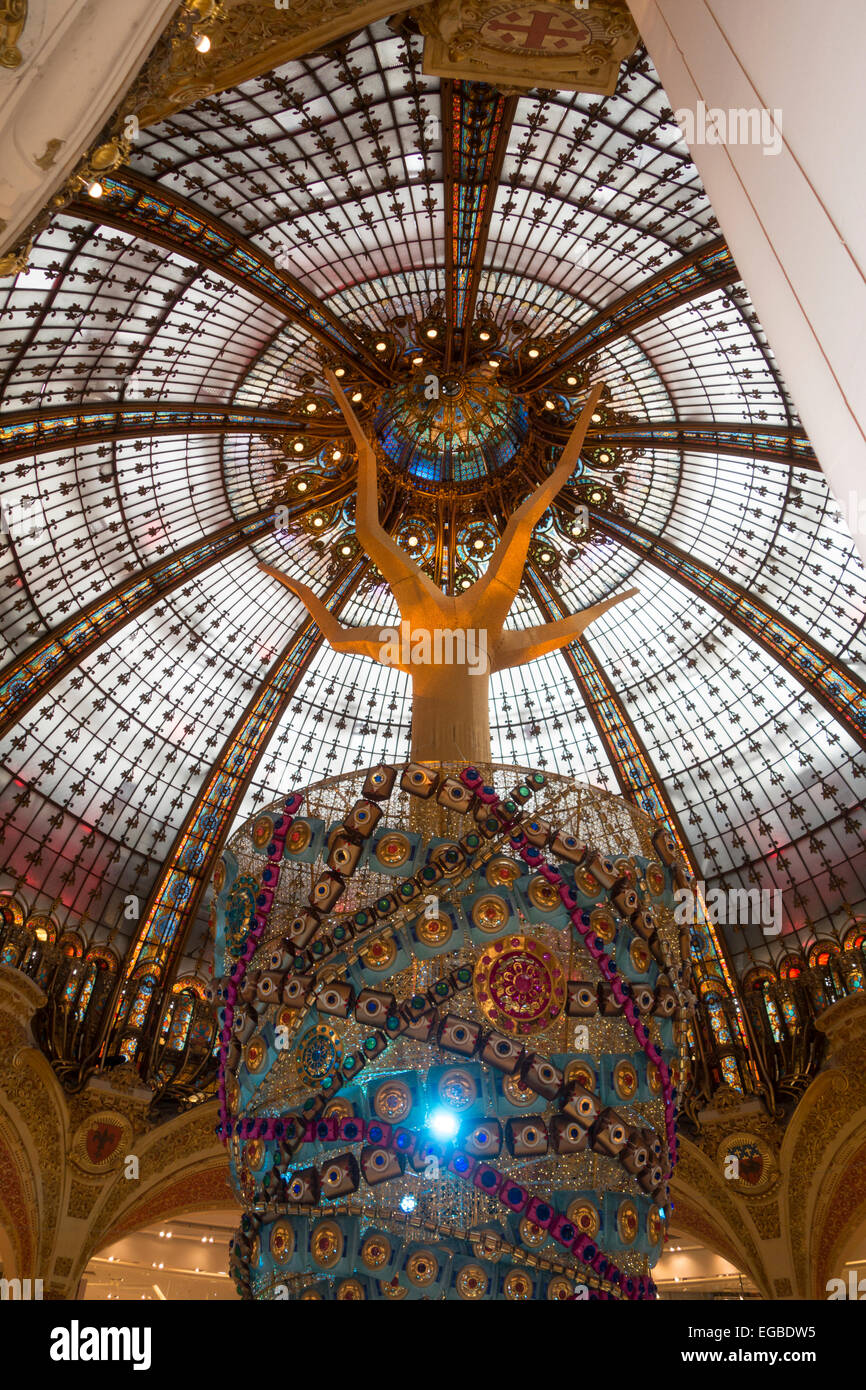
[0,21,864,982]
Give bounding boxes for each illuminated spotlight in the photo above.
[399,1194,417,1213]
[591,411,602,423]
[479,330,491,342]
[473,538,485,551]
[351,391,363,402]
[340,544,352,555]
[375,341,387,352]
[544,399,556,410]
[459,578,472,590]
[540,550,552,562]
[567,375,578,387]
[412,355,424,365]
[296,481,308,493]
[527,347,539,358]
[488,358,499,369]
[88,181,104,199]
[334,367,346,378]
[428,1107,459,1140]
[332,449,342,461]
[406,535,419,548]
[159,1231,164,1238]
[306,402,317,413]
[312,516,325,528]
[426,327,438,339]
[598,452,611,463]
[194,33,211,53]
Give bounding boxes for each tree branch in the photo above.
[259,564,387,662]
[460,381,605,630]
[324,370,443,613]
[491,587,639,672]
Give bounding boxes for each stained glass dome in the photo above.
[0,19,863,1002]
[375,369,529,490]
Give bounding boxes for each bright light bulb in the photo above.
[599,452,610,463]
[334,367,346,378]
[313,517,324,527]
[473,539,484,550]
[294,443,304,454]
[407,535,418,547]
[479,330,490,341]
[412,355,424,365]
[306,402,317,413]
[194,33,211,53]
[591,411,602,423]
[88,181,104,199]
[488,358,499,369]
[426,327,438,339]
[332,449,342,460]
[340,545,351,555]
[528,347,539,358]
[352,391,363,402]
[375,341,387,352]
[428,1107,459,1139]
[399,1194,417,1213]
[544,400,555,410]
[567,376,578,387]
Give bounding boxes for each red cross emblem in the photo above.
[86,1119,123,1165]
[481,6,591,53]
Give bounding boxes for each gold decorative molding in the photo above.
[127,0,419,129]
[0,0,27,69]
[417,0,639,94]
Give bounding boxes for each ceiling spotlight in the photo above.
[407,535,419,548]
[591,411,602,423]
[540,550,552,562]
[479,330,491,342]
[412,355,424,365]
[334,367,346,378]
[351,391,363,402]
[296,480,308,491]
[426,327,438,339]
[313,516,324,528]
[567,375,578,387]
[332,449,342,461]
[375,341,387,352]
[590,490,603,503]
[528,347,539,359]
[488,358,499,369]
[473,538,485,551]
[544,399,555,410]
[399,1194,417,1213]
[293,442,304,454]
[306,402,317,413]
[598,451,611,463]
[460,578,472,590]
[88,181,104,199]
[340,544,352,555]
[194,33,211,53]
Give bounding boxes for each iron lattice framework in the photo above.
[0,22,864,1111]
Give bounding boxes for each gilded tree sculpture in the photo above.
[261,374,638,763]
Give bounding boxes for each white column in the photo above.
[627,0,866,563]
[0,0,177,262]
